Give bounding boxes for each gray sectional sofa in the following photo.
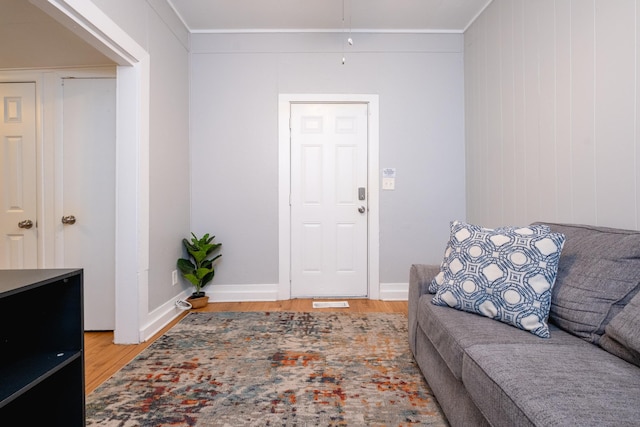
[408,222,640,426]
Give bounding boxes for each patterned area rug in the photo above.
[86,312,447,426]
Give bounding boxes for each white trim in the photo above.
[139,283,280,341]
[30,0,141,65]
[379,283,409,301]
[206,284,279,302]
[191,28,464,35]
[31,0,151,344]
[139,290,189,342]
[463,0,494,33]
[278,94,380,301]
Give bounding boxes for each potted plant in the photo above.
[177,233,222,308]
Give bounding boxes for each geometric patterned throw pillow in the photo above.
[431,221,566,338]
[429,221,552,293]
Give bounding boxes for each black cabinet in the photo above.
[0,269,84,426]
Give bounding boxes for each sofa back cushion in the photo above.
[538,223,640,344]
[599,291,640,366]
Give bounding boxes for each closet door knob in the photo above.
[62,215,77,225]
[18,219,33,229]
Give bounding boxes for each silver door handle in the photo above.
[62,215,77,225]
[18,219,33,229]
[358,206,366,214]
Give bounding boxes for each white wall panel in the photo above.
[637,1,640,228]
[594,0,636,227]
[464,15,488,223]
[500,0,517,224]
[538,0,559,222]
[512,0,528,222]
[523,1,543,223]
[486,3,504,224]
[464,26,477,221]
[465,0,640,230]
[571,2,598,225]
[555,0,573,221]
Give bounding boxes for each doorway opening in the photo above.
[31,0,151,344]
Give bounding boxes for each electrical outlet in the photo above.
[172,270,178,286]
[382,178,395,190]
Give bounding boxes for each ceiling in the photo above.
[168,0,492,33]
[0,0,114,69]
[0,0,491,70]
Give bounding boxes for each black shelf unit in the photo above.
[0,269,84,426]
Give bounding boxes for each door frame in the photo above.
[31,0,150,344]
[278,94,380,300]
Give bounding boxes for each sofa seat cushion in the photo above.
[417,294,591,380]
[463,343,640,427]
[539,223,640,344]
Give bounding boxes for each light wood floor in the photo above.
[84,299,408,394]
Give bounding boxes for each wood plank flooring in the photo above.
[84,299,408,394]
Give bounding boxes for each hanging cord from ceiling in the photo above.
[341,0,353,65]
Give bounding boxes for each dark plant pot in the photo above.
[187,294,209,309]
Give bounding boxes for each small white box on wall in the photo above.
[382,168,396,190]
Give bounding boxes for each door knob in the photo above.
[18,219,33,229]
[358,206,366,214]
[62,215,77,225]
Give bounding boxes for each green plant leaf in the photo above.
[195,267,213,279]
[190,249,208,264]
[206,242,222,256]
[182,237,194,249]
[182,273,200,287]
[177,258,195,275]
[201,270,214,287]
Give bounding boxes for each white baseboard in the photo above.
[379,283,409,301]
[139,282,407,342]
[139,289,190,342]
[138,284,279,341]
[206,283,279,302]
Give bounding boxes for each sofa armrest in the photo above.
[408,264,440,355]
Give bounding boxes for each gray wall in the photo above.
[91,0,191,310]
[465,0,640,231]
[190,32,466,288]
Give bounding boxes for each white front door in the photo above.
[61,78,116,330]
[290,103,369,298]
[0,83,37,269]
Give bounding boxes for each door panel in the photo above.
[0,83,37,269]
[290,103,368,298]
[61,78,116,330]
